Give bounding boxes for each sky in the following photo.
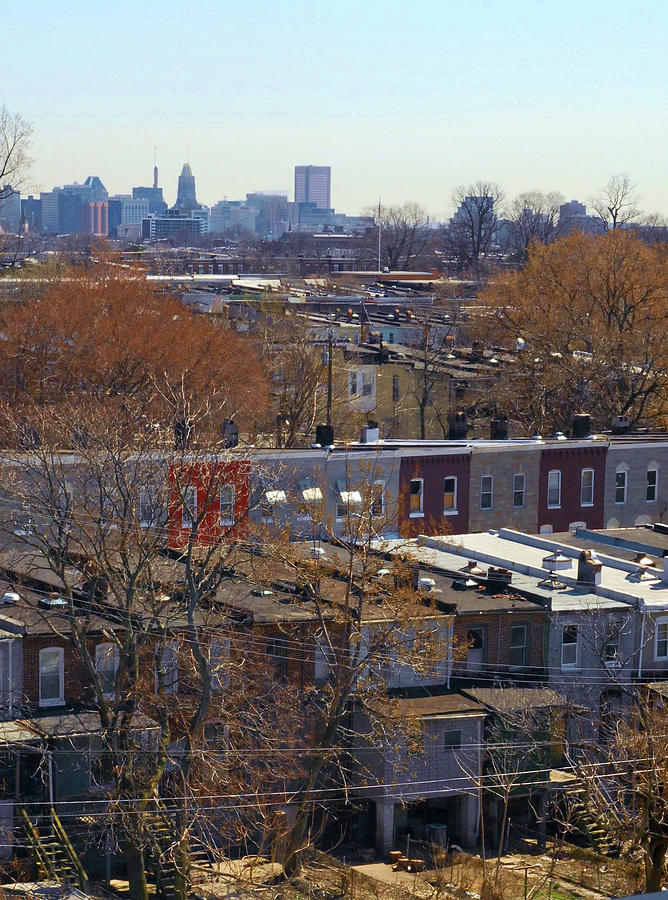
[4,0,668,219]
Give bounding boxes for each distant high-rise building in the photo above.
[294,165,331,210]
[82,201,109,236]
[0,186,21,233]
[175,163,198,211]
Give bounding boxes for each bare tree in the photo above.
[591,173,640,232]
[444,182,504,276]
[504,191,565,261]
[365,202,431,271]
[0,105,32,201]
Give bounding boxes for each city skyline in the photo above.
[4,0,667,218]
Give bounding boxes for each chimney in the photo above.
[577,549,602,587]
[315,424,334,447]
[448,411,468,440]
[571,414,591,439]
[221,419,239,448]
[174,418,193,450]
[490,416,508,440]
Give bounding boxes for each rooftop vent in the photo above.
[418,576,435,592]
[612,415,630,435]
[360,422,380,444]
[39,595,67,609]
[1,591,18,605]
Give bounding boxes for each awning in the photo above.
[265,490,286,504]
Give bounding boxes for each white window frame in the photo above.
[480,475,493,510]
[561,625,579,669]
[39,647,64,707]
[95,642,119,698]
[547,470,562,509]
[409,478,424,518]
[655,618,668,661]
[580,468,594,507]
[647,465,659,504]
[615,465,628,505]
[181,485,197,529]
[219,484,235,526]
[513,473,525,509]
[443,476,458,515]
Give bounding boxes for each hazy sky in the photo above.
[5,0,667,218]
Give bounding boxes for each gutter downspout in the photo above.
[638,608,646,681]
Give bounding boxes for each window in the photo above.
[466,627,485,671]
[580,469,594,507]
[219,485,235,526]
[348,372,358,396]
[139,489,155,527]
[262,489,286,522]
[336,481,363,520]
[513,474,525,509]
[409,479,424,517]
[39,648,64,707]
[266,637,288,677]
[561,625,578,668]
[209,638,230,691]
[181,485,197,529]
[95,643,119,697]
[362,372,373,396]
[443,730,462,750]
[604,627,621,667]
[480,475,493,510]
[655,620,668,660]
[158,644,178,695]
[392,375,400,403]
[647,467,659,503]
[443,476,457,514]
[371,482,385,518]
[509,625,527,668]
[615,467,628,504]
[547,470,562,509]
[388,332,395,344]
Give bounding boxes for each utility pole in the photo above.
[326,331,333,427]
[377,197,382,272]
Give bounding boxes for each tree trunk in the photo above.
[645,838,668,893]
[125,842,149,900]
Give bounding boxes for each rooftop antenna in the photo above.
[377,197,382,272]
[153,146,158,189]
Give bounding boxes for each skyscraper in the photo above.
[294,165,331,210]
[175,163,198,211]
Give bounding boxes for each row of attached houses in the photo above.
[238,434,667,544]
